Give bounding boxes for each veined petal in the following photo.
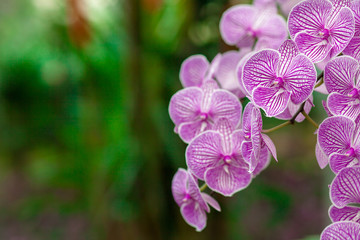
[187,172,209,212]
[186,131,223,180]
[242,103,253,136]
[327,7,355,58]
[261,133,278,161]
[242,49,280,94]
[316,142,329,169]
[252,86,290,117]
[278,40,300,76]
[327,93,360,121]
[252,145,271,176]
[343,36,360,62]
[180,55,209,87]
[329,0,351,9]
[294,32,332,63]
[210,90,242,128]
[330,167,360,208]
[288,0,333,38]
[320,221,360,240]
[329,205,360,223]
[201,193,221,212]
[213,118,235,154]
[172,168,189,207]
[318,116,355,156]
[324,56,358,94]
[329,153,360,174]
[178,120,210,143]
[241,141,252,164]
[219,5,256,47]
[284,54,317,104]
[169,87,203,125]
[180,201,207,232]
[204,165,252,196]
[230,130,249,169]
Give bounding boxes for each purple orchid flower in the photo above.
[318,116,360,174]
[214,49,250,99]
[241,103,278,172]
[343,0,360,61]
[169,80,242,143]
[171,168,221,231]
[321,221,360,240]
[219,4,287,50]
[329,167,360,224]
[324,56,360,121]
[288,0,355,63]
[179,54,220,88]
[242,39,317,117]
[186,118,252,196]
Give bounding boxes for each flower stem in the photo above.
[315,78,323,88]
[262,121,291,133]
[301,110,319,128]
[200,183,207,192]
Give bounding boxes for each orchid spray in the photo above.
[168,0,360,237]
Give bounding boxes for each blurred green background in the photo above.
[0,0,333,239]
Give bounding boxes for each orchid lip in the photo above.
[223,155,232,164]
[318,28,330,38]
[272,77,284,87]
[345,147,356,157]
[182,193,191,202]
[348,88,360,98]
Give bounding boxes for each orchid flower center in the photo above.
[348,88,360,98]
[182,193,191,202]
[246,28,257,38]
[319,28,330,38]
[223,155,232,164]
[272,77,284,88]
[345,147,356,157]
[200,112,208,120]
[244,132,251,140]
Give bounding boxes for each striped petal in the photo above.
[277,40,300,76]
[180,55,209,87]
[330,167,360,208]
[321,221,360,240]
[318,116,354,156]
[316,142,329,169]
[327,93,360,121]
[329,205,360,223]
[329,153,360,174]
[252,86,290,117]
[252,145,271,176]
[180,201,207,232]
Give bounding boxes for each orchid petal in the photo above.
[242,50,279,94]
[178,120,210,143]
[180,201,207,232]
[172,169,189,206]
[256,14,287,45]
[316,142,329,169]
[261,133,278,161]
[278,40,300,76]
[343,36,360,61]
[329,153,360,174]
[252,86,290,117]
[252,145,271,176]
[288,0,333,38]
[201,193,221,212]
[330,167,360,208]
[204,165,252,196]
[327,92,360,121]
[320,221,360,240]
[180,55,209,87]
[186,131,223,180]
[318,116,355,156]
[169,87,203,125]
[285,54,317,104]
[324,56,358,94]
[329,205,360,223]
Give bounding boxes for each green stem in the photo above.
[301,110,319,128]
[315,78,323,88]
[262,121,291,133]
[200,183,207,192]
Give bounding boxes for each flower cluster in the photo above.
[168,0,360,235]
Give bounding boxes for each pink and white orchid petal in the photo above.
[180,55,209,87]
[329,205,360,223]
[318,116,355,156]
[327,92,360,121]
[327,7,355,58]
[204,165,252,197]
[329,153,360,174]
[252,86,290,117]
[277,40,300,76]
[242,49,280,94]
[261,133,278,161]
[324,56,358,94]
[210,90,242,128]
[256,14,287,45]
[172,168,189,206]
[219,5,256,47]
[294,32,333,63]
[316,142,329,169]
[252,145,271,176]
[288,0,333,38]
[180,201,207,232]
[169,87,203,125]
[186,131,223,180]
[178,120,210,143]
[320,221,360,240]
[343,36,360,61]
[330,167,360,208]
[285,54,317,104]
[201,193,221,212]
